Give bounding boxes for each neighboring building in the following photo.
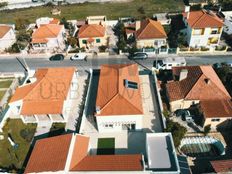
[153,13,171,25]
[222,11,232,35]
[182,6,224,48]
[0,24,16,52]
[77,16,107,49]
[166,65,232,128]
[135,18,167,49]
[35,17,60,27]
[25,133,181,173]
[9,67,78,124]
[188,0,208,7]
[31,23,66,52]
[25,133,144,173]
[211,159,232,173]
[95,64,143,132]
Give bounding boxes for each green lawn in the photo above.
[97,138,115,155]
[0,0,184,23]
[0,90,6,100]
[49,123,66,137]
[0,80,12,89]
[0,119,37,172]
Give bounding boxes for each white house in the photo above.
[95,64,143,132]
[31,23,66,53]
[182,6,224,48]
[35,17,60,27]
[0,24,16,52]
[9,67,78,124]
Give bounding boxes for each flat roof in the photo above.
[146,133,180,172]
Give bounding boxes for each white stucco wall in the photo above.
[96,115,143,133]
[0,27,16,51]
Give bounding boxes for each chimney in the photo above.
[205,78,211,84]
[179,69,188,81]
[185,5,190,19]
[135,20,141,31]
[96,106,101,114]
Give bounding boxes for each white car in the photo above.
[70,53,87,60]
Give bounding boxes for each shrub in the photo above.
[138,6,145,14]
[165,119,187,147]
[67,37,77,47]
[7,43,20,53]
[0,2,8,8]
[15,18,30,30]
[20,128,34,142]
[99,45,108,52]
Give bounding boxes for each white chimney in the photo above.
[179,69,188,81]
[185,6,190,19]
[205,78,211,84]
[135,20,141,31]
[96,106,101,114]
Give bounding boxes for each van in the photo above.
[153,57,186,70]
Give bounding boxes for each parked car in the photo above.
[70,53,87,61]
[153,57,186,70]
[49,54,64,61]
[129,52,148,60]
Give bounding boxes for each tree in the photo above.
[67,37,77,47]
[15,18,29,30]
[165,119,187,147]
[204,124,211,135]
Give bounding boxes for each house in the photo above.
[221,11,232,35]
[95,64,143,132]
[166,65,232,128]
[31,23,66,53]
[9,67,78,124]
[77,16,107,49]
[25,133,181,173]
[135,18,167,49]
[0,24,16,52]
[153,13,171,25]
[182,6,224,48]
[25,133,144,173]
[211,159,232,173]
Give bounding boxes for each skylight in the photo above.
[124,79,138,89]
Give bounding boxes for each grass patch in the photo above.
[49,123,66,137]
[0,80,12,89]
[0,119,37,172]
[97,138,115,155]
[0,0,184,23]
[0,90,6,100]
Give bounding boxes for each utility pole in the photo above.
[15,57,29,72]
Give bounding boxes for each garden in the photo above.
[97,138,115,155]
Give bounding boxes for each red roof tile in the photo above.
[0,25,12,39]
[72,154,143,171]
[96,64,143,116]
[135,19,167,39]
[10,67,76,115]
[211,159,232,173]
[166,66,230,102]
[183,10,224,28]
[25,134,73,173]
[78,24,105,38]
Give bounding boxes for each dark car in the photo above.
[49,54,64,61]
[129,52,148,60]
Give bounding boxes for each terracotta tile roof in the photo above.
[211,159,232,173]
[49,18,60,24]
[201,99,232,118]
[26,134,144,173]
[72,154,143,171]
[10,67,75,115]
[96,64,143,116]
[183,10,224,28]
[0,25,12,39]
[25,134,73,173]
[32,24,63,43]
[135,19,167,39]
[166,65,230,102]
[78,24,105,38]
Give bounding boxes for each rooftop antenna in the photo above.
[16,57,29,72]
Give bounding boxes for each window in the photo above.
[104,124,113,128]
[96,38,101,43]
[82,40,87,44]
[193,29,204,35]
[124,79,138,89]
[211,28,218,34]
[211,118,220,122]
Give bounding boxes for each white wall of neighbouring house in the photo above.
[0,28,16,51]
[96,115,143,133]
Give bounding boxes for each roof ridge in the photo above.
[45,24,60,38]
[136,19,149,39]
[191,10,206,28]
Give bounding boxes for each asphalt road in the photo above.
[0,54,232,73]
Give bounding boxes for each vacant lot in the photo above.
[0,0,184,23]
[0,119,37,172]
[0,80,12,89]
